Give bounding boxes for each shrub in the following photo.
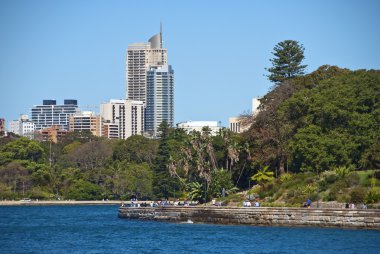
[280,173,293,183]
[322,171,338,184]
[349,187,367,204]
[67,180,103,200]
[344,172,360,186]
[366,189,380,204]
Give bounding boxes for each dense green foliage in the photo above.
[1,65,379,205]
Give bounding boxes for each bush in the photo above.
[280,173,293,183]
[66,180,103,200]
[29,187,50,199]
[323,171,338,184]
[344,172,360,186]
[366,188,380,204]
[349,187,367,204]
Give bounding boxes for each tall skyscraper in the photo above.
[126,27,167,103]
[145,65,174,136]
[126,25,174,137]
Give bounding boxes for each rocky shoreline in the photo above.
[118,206,380,229]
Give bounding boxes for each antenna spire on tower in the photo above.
[160,21,163,48]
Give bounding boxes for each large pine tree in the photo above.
[152,122,179,199]
[266,40,307,84]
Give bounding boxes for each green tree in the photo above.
[266,40,307,84]
[113,162,153,199]
[209,169,236,198]
[251,166,274,186]
[152,122,180,199]
[67,180,103,200]
[112,135,158,166]
[186,181,203,202]
[0,137,45,164]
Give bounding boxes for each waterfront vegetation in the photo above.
[1,40,380,207]
[1,65,379,206]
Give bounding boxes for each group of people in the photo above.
[243,200,260,207]
[345,203,367,209]
[120,200,199,208]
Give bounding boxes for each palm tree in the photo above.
[187,181,203,202]
[251,166,274,186]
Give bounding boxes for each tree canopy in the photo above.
[266,40,307,84]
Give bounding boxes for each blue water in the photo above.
[0,206,379,253]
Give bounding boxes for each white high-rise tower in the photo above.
[126,25,167,103]
[126,25,174,136]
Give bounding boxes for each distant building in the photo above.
[126,27,167,103]
[176,121,221,136]
[145,65,174,137]
[252,97,261,116]
[100,99,145,139]
[0,118,5,136]
[126,26,174,135]
[9,120,20,135]
[229,117,241,133]
[37,125,68,143]
[30,99,78,130]
[228,97,261,133]
[102,123,119,139]
[69,111,101,137]
[8,115,35,138]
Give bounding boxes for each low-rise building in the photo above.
[229,97,261,133]
[8,115,35,138]
[100,99,145,139]
[102,123,119,139]
[176,121,221,136]
[69,111,101,137]
[37,125,68,143]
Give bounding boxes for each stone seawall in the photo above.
[118,206,380,229]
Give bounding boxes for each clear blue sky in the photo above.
[1,0,379,127]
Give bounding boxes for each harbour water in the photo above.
[1,205,379,253]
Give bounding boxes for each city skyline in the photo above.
[1,1,380,127]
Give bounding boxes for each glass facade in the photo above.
[30,100,78,130]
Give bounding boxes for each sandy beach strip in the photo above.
[0,200,122,206]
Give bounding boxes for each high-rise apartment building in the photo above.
[100,99,144,139]
[126,26,174,136]
[126,29,167,103]
[145,65,174,137]
[69,111,101,137]
[31,99,78,130]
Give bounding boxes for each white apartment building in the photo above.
[126,26,174,136]
[145,65,174,137]
[177,121,221,136]
[8,115,35,138]
[100,99,145,139]
[30,99,78,130]
[126,29,167,103]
